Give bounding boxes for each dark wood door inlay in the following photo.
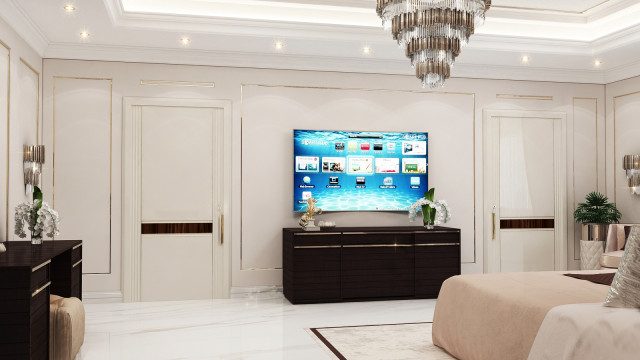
[141,223,213,234]
[500,219,554,229]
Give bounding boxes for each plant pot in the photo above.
[581,223,609,242]
[580,240,605,270]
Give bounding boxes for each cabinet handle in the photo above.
[32,260,51,272]
[32,281,51,298]
[492,205,496,240]
[343,244,414,248]
[294,245,341,249]
[416,243,460,246]
[73,243,82,250]
[294,232,341,236]
[73,259,83,268]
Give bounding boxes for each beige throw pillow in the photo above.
[605,225,640,308]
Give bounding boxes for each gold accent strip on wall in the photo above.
[496,94,553,101]
[19,58,39,145]
[239,84,477,269]
[53,77,113,275]
[0,39,8,242]
[140,80,215,88]
[572,97,598,261]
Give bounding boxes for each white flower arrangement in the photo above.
[408,198,452,225]
[14,199,60,239]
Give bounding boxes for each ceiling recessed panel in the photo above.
[491,0,612,13]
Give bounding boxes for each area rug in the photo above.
[307,322,456,360]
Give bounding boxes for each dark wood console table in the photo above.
[283,226,460,304]
[0,240,82,360]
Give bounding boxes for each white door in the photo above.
[483,110,567,273]
[122,98,229,302]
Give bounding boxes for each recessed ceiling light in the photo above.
[181,38,191,45]
[274,42,284,50]
[362,46,371,55]
[80,31,90,38]
[594,60,603,66]
[63,4,76,12]
[521,55,530,63]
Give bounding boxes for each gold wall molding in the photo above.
[612,90,640,203]
[496,94,553,101]
[239,83,477,269]
[19,58,39,144]
[140,80,215,88]
[571,97,598,261]
[52,76,113,275]
[0,39,8,241]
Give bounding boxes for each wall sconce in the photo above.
[623,154,640,195]
[23,145,45,194]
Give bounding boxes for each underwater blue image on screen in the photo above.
[293,129,428,211]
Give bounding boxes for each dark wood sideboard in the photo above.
[283,226,460,304]
[0,240,83,360]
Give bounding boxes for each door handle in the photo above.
[219,214,224,245]
[492,206,496,240]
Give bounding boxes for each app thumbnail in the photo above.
[296,156,320,173]
[402,158,427,174]
[375,158,399,173]
[322,157,346,173]
[347,156,374,175]
[402,141,427,156]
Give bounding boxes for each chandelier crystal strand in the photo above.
[377,0,491,88]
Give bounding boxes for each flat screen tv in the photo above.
[293,129,428,211]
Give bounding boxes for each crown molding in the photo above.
[44,42,608,84]
[0,0,49,55]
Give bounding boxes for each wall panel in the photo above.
[0,41,8,241]
[242,85,476,269]
[7,59,39,240]
[572,98,598,260]
[53,77,111,274]
[613,92,640,223]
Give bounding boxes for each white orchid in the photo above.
[408,198,452,225]
[15,199,61,239]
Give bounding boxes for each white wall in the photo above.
[41,58,605,297]
[0,16,42,243]
[605,76,640,224]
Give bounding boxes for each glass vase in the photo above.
[421,204,435,229]
[31,235,42,245]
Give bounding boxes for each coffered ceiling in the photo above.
[3,0,640,84]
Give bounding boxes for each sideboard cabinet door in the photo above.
[290,234,341,302]
[415,232,461,298]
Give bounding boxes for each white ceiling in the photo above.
[3,0,640,84]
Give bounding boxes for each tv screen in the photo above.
[293,129,428,211]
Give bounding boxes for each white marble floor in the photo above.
[77,293,437,360]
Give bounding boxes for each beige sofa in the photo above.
[600,224,633,269]
[50,295,85,360]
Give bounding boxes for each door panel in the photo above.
[499,118,555,218]
[500,230,555,272]
[141,106,214,222]
[141,235,213,301]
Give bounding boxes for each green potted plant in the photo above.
[574,191,621,240]
[573,191,621,270]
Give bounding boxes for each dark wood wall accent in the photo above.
[141,223,213,234]
[500,219,554,229]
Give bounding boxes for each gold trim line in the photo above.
[140,80,215,87]
[496,94,553,101]
[31,281,51,297]
[32,259,51,272]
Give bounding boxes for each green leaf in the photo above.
[573,191,621,223]
[425,188,435,202]
[33,186,43,211]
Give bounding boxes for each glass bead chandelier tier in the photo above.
[376,0,491,88]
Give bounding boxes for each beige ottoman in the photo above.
[50,295,85,360]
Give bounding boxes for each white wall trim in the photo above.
[82,291,123,304]
[482,109,568,273]
[122,97,232,302]
[0,0,48,56]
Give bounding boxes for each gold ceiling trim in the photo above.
[140,80,215,88]
[491,0,612,15]
[496,94,553,101]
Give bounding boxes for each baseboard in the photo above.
[82,291,123,304]
[230,285,283,298]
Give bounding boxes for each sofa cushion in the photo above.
[600,250,624,269]
[50,297,85,360]
[605,226,640,308]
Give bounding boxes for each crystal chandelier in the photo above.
[376,0,491,88]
